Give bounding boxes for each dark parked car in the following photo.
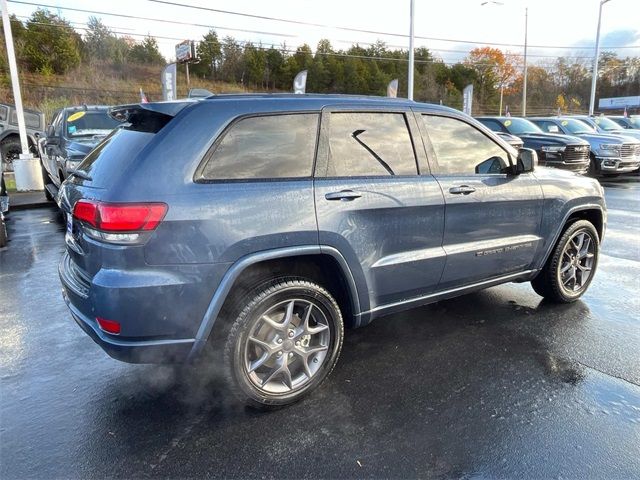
[475,116,590,174]
[39,105,120,200]
[58,95,606,407]
[608,116,639,130]
[529,117,640,176]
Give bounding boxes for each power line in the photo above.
[8,0,640,51]
[144,0,640,50]
[6,0,296,38]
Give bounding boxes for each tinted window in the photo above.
[0,106,7,122]
[422,115,510,175]
[501,118,542,135]
[325,112,417,177]
[202,114,318,180]
[477,118,504,132]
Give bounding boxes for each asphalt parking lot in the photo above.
[1,177,639,479]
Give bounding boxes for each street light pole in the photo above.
[1,0,28,157]
[408,0,415,100]
[1,0,42,191]
[589,0,612,116]
[522,7,528,116]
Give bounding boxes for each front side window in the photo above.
[477,118,504,132]
[325,112,417,177]
[201,113,319,180]
[422,115,510,175]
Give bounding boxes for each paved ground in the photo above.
[1,178,639,479]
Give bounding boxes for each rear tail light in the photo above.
[96,317,121,335]
[73,200,167,244]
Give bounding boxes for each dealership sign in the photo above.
[175,40,195,63]
[598,96,640,110]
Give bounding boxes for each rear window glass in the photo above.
[75,128,154,181]
[201,113,319,180]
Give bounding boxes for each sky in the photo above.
[5,0,640,69]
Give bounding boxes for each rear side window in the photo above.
[201,113,319,180]
[324,112,417,177]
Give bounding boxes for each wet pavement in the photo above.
[1,178,639,479]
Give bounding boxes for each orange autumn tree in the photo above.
[465,47,518,112]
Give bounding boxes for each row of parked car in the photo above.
[475,114,640,177]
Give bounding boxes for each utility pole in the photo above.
[589,0,612,116]
[408,0,415,100]
[0,0,42,191]
[522,7,528,116]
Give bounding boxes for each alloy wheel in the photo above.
[243,298,331,395]
[559,230,596,294]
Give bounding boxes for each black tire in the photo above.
[0,216,7,248]
[221,277,344,408]
[587,154,599,178]
[41,162,54,201]
[531,220,599,303]
[1,137,22,166]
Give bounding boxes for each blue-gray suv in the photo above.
[58,95,606,407]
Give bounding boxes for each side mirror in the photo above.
[46,136,59,146]
[515,148,537,174]
[46,125,55,137]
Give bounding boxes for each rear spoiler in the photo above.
[109,101,195,132]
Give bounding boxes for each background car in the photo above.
[570,115,640,142]
[0,103,44,172]
[529,116,640,176]
[39,105,120,200]
[475,116,590,174]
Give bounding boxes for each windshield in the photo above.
[65,111,120,137]
[559,118,596,134]
[502,118,542,134]
[592,116,624,131]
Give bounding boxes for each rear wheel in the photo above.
[222,278,344,408]
[531,220,599,303]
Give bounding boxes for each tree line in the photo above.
[2,9,639,114]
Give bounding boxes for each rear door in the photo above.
[314,106,446,311]
[418,112,543,289]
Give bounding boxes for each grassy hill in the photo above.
[1,62,254,122]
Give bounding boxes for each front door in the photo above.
[314,107,446,312]
[418,112,544,290]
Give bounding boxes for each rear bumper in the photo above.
[58,251,226,363]
[62,289,195,363]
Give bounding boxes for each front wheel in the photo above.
[222,278,344,408]
[531,220,599,303]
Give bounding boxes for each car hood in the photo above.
[599,130,640,142]
[517,132,588,146]
[572,132,640,144]
[64,137,105,158]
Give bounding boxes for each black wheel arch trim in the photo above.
[188,245,362,360]
[537,204,605,270]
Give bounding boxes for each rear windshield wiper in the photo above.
[67,169,92,181]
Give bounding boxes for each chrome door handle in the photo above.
[449,185,476,195]
[325,190,363,201]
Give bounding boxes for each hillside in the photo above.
[1,62,252,122]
